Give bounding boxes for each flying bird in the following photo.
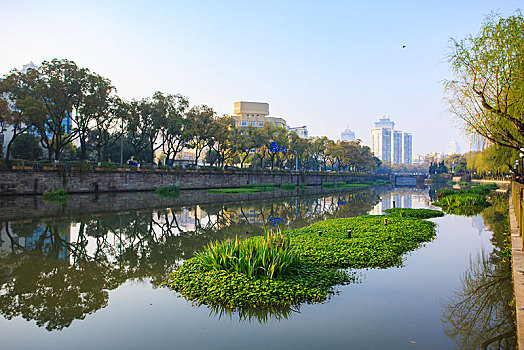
[402,45,406,49]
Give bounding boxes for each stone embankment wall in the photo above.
[0,186,376,222]
[0,170,389,196]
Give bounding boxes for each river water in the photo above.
[0,186,516,349]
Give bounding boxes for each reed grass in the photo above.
[194,230,300,279]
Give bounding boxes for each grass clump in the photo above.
[208,184,275,194]
[195,231,299,279]
[280,184,297,191]
[433,193,489,209]
[384,208,444,219]
[155,185,180,197]
[42,189,70,201]
[321,182,371,189]
[434,183,496,212]
[447,180,456,186]
[167,215,437,309]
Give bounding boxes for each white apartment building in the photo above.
[371,127,392,162]
[370,115,412,164]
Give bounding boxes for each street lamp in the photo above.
[516,159,520,183]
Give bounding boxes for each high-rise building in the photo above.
[445,138,460,155]
[391,130,403,164]
[374,115,395,129]
[371,127,392,162]
[402,132,412,164]
[341,128,356,142]
[370,115,412,164]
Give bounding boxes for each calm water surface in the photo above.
[0,187,515,349]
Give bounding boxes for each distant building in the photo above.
[230,101,286,129]
[402,132,412,164]
[445,138,460,155]
[289,126,308,139]
[374,115,395,129]
[341,128,356,142]
[370,115,412,164]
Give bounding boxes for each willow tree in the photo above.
[445,12,524,154]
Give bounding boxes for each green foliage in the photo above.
[194,230,299,279]
[168,215,437,309]
[433,193,489,209]
[446,12,524,154]
[9,133,43,160]
[384,208,444,219]
[167,260,352,309]
[155,185,180,198]
[447,180,456,186]
[459,181,470,187]
[208,184,275,194]
[42,189,70,202]
[73,161,93,172]
[288,216,436,268]
[280,184,297,191]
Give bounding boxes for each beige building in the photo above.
[231,101,287,129]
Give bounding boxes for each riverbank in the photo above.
[509,199,524,349]
[0,170,389,196]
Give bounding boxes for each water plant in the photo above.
[384,208,444,219]
[288,215,436,268]
[194,230,299,279]
[155,185,180,198]
[208,184,275,194]
[42,189,70,201]
[167,215,437,309]
[280,184,297,191]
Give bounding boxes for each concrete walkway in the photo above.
[509,199,524,349]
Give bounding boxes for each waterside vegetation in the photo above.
[155,185,180,198]
[166,210,438,309]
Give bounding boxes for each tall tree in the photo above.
[185,105,216,166]
[0,68,44,160]
[78,72,115,161]
[157,93,189,166]
[446,12,524,154]
[32,59,85,160]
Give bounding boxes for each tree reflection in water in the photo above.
[441,194,516,349]
[0,190,379,330]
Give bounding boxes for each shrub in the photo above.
[155,185,180,197]
[280,184,297,191]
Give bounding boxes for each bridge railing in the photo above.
[512,181,524,248]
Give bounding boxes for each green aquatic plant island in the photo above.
[166,210,438,309]
[384,208,444,219]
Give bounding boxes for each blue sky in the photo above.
[1,0,522,155]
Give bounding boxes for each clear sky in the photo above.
[1,0,522,155]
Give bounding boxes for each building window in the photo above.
[250,121,256,126]
[241,121,247,126]
[275,122,279,127]
[258,122,264,126]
